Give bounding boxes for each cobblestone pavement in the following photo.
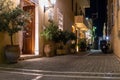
[0,50,120,80]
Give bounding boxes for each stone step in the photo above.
[19,55,40,60]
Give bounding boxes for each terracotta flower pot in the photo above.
[44,41,55,57]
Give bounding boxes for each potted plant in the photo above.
[69,32,77,53]
[55,30,68,55]
[0,1,30,63]
[41,21,59,57]
[56,31,77,55]
[78,39,87,51]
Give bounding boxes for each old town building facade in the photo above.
[0,0,91,62]
[107,0,120,57]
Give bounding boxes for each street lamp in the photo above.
[44,0,56,13]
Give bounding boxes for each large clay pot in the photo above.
[44,41,55,57]
[4,45,20,63]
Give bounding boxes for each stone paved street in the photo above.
[0,50,120,80]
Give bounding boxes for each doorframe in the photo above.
[20,0,35,55]
[19,0,39,56]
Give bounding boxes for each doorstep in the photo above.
[19,55,41,61]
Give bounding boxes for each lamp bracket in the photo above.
[44,5,54,13]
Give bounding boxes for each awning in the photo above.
[74,15,89,31]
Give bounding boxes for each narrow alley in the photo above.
[0,50,120,80]
[0,0,120,80]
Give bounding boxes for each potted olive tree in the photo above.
[0,1,30,63]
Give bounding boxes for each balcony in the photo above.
[74,15,89,31]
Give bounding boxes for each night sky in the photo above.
[86,0,107,37]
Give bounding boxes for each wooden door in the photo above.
[22,6,35,54]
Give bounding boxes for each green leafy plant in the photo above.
[41,22,59,42]
[60,31,76,45]
[41,22,77,51]
[41,21,77,44]
[56,30,76,49]
[78,39,87,51]
[0,3,30,45]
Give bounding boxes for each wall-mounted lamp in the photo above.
[44,0,56,13]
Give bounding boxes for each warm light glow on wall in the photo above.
[16,0,20,6]
[76,45,79,52]
[11,0,20,7]
[35,6,39,55]
[72,26,76,33]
